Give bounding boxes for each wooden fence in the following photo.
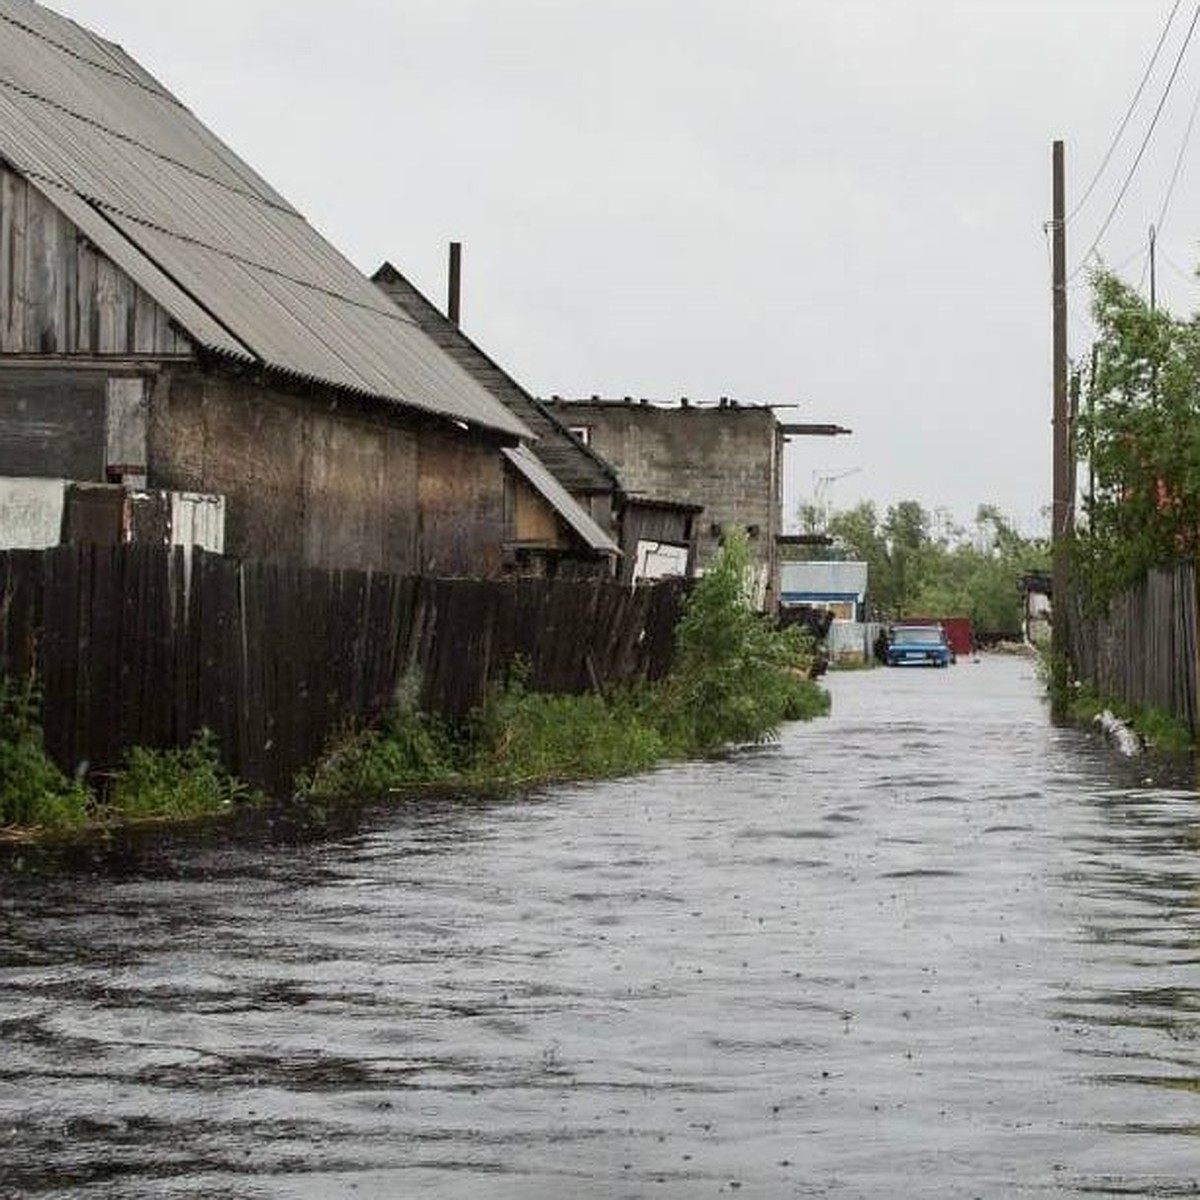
[1069,561,1198,735]
[0,545,687,795]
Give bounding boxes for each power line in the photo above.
[1154,63,1200,233]
[1069,1,1200,281]
[1067,0,1184,225]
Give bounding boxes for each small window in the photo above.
[568,425,591,446]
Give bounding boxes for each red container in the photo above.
[904,615,974,658]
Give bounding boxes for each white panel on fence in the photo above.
[170,492,225,552]
[827,620,868,662]
[633,540,690,581]
[0,477,66,548]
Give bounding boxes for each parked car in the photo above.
[884,623,952,668]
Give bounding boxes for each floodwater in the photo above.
[3,655,1200,1199]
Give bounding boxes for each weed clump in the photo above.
[103,729,257,821]
[0,676,90,830]
[298,674,462,798]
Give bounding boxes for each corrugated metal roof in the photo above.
[374,263,621,497]
[0,0,531,440]
[503,446,620,556]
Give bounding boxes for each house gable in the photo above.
[0,164,192,357]
[372,262,618,499]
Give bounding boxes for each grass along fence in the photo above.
[1069,560,1198,738]
[0,545,686,796]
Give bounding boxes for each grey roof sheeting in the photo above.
[373,263,620,497]
[0,0,531,440]
[503,446,619,556]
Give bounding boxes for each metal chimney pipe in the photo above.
[448,241,462,326]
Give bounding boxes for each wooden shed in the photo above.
[0,0,535,576]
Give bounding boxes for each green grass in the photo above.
[2,674,262,839]
[102,729,260,822]
[0,677,90,831]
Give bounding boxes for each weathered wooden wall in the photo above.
[1070,561,1197,734]
[0,545,685,795]
[148,368,510,577]
[0,166,191,356]
[0,366,108,479]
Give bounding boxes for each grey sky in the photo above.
[46,1,1200,537]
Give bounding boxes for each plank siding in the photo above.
[0,165,191,358]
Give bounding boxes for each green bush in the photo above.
[0,676,91,830]
[300,671,462,797]
[663,529,829,752]
[299,536,831,800]
[300,709,460,798]
[104,729,254,821]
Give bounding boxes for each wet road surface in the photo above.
[2,654,1200,1197]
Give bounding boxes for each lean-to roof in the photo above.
[502,445,619,556]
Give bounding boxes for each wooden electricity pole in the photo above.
[1051,140,1071,717]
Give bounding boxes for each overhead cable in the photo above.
[1069,0,1200,281]
[1154,67,1200,233]
[1067,0,1184,225]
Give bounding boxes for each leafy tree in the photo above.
[1074,269,1200,605]
[819,500,1046,632]
[669,528,826,749]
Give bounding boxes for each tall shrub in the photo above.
[667,530,827,752]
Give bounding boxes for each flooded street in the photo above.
[3,654,1200,1198]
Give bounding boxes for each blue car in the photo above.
[885,624,952,668]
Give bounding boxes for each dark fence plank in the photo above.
[0,547,687,796]
[1071,561,1199,736]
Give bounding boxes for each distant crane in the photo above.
[811,467,862,533]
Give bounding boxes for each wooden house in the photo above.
[0,0,539,576]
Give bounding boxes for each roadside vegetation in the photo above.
[1041,267,1200,747]
[790,498,1049,636]
[0,676,90,831]
[1064,682,1193,756]
[2,532,829,836]
[300,530,829,798]
[0,697,260,837]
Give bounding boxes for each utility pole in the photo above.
[1051,140,1071,718]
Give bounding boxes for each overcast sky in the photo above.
[46,0,1200,537]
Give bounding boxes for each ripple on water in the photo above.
[4,657,1200,1196]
